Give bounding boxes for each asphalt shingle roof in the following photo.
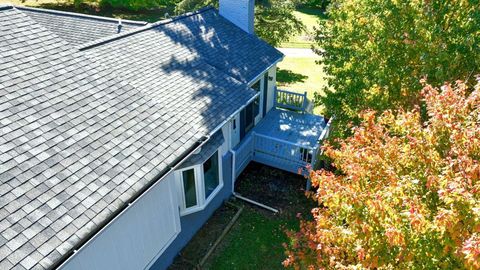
[82,7,283,84]
[0,7,201,269]
[17,6,147,47]
[0,4,283,270]
[179,130,224,169]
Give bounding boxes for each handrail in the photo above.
[254,133,314,164]
[274,88,307,112]
[318,115,334,143]
[311,116,334,167]
[254,133,315,151]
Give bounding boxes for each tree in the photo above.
[99,0,170,10]
[314,0,480,138]
[284,79,480,269]
[175,0,304,46]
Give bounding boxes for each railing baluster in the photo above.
[275,89,307,112]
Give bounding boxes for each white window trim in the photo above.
[176,150,223,216]
[249,76,265,125]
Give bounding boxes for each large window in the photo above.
[203,151,219,199]
[177,151,223,215]
[182,169,197,208]
[251,80,261,117]
[245,102,254,134]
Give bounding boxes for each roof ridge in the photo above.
[15,5,148,25]
[79,6,215,51]
[0,4,13,10]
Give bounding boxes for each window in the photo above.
[182,169,197,208]
[177,151,223,215]
[245,102,254,134]
[253,96,260,117]
[251,80,261,117]
[203,151,219,199]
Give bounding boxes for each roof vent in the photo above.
[117,18,122,33]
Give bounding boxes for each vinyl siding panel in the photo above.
[61,173,180,270]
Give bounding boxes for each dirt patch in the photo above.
[234,162,315,219]
[169,203,239,269]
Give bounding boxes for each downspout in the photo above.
[233,192,279,213]
[229,136,279,213]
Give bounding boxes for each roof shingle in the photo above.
[0,7,200,269]
[17,6,147,47]
[0,4,283,270]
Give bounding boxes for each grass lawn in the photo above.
[201,162,315,270]
[277,56,327,114]
[204,206,297,270]
[280,7,326,48]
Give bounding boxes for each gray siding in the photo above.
[150,152,233,270]
[60,173,181,270]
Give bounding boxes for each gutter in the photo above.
[53,91,260,269]
[246,55,284,86]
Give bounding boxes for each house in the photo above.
[0,0,332,269]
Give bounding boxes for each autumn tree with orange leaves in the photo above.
[284,79,480,269]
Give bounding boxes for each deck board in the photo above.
[253,108,327,148]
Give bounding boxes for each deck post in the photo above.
[251,131,256,158]
[310,149,317,170]
[273,86,278,108]
[302,91,308,113]
[230,150,236,193]
[306,178,312,190]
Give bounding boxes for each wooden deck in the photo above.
[253,108,327,148]
[231,108,331,180]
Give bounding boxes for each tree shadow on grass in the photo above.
[297,7,328,18]
[276,68,308,85]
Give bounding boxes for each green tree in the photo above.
[315,0,480,137]
[175,0,304,46]
[98,0,170,10]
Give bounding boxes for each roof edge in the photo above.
[0,4,13,10]
[50,135,208,270]
[79,6,215,51]
[15,5,148,25]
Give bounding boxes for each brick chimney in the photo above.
[219,0,255,34]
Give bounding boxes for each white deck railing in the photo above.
[253,133,313,174]
[231,135,254,180]
[231,132,316,179]
[274,88,307,112]
[230,116,334,180]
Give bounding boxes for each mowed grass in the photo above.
[280,7,326,48]
[203,162,316,270]
[204,207,298,270]
[277,56,327,114]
